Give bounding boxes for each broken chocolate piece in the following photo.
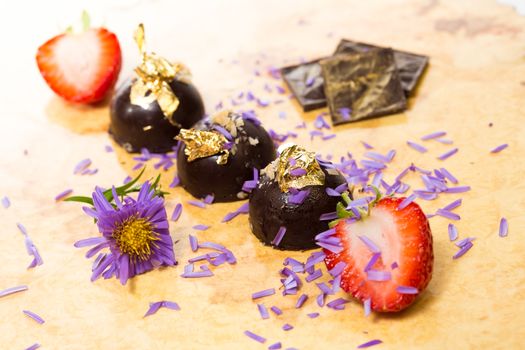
[334,39,429,96]
[320,49,407,125]
[281,59,326,111]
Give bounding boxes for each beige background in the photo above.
[1,0,525,349]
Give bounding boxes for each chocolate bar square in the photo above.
[334,39,429,96]
[320,48,407,125]
[281,59,327,111]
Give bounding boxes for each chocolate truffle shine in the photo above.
[110,78,204,153]
[177,112,276,202]
[249,156,348,251]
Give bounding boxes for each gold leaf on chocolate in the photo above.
[276,144,325,192]
[130,24,191,124]
[176,129,229,165]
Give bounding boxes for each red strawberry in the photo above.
[36,27,121,104]
[324,197,433,312]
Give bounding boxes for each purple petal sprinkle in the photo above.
[364,253,381,272]
[322,134,337,141]
[391,261,399,269]
[396,286,419,294]
[499,218,508,237]
[407,141,427,153]
[317,293,326,307]
[203,194,215,204]
[314,114,331,129]
[169,175,180,188]
[448,223,458,241]
[252,288,275,300]
[438,148,459,161]
[358,236,380,254]
[187,200,206,208]
[490,144,508,153]
[364,151,389,163]
[357,339,383,348]
[0,285,28,298]
[104,145,113,152]
[54,189,73,201]
[1,196,10,208]
[257,303,270,320]
[74,237,106,248]
[212,124,233,140]
[456,237,476,247]
[364,298,371,317]
[367,270,391,281]
[269,342,282,350]
[360,160,386,170]
[272,226,287,246]
[326,187,341,197]
[421,131,446,141]
[316,241,343,253]
[326,298,350,309]
[361,141,374,149]
[440,168,458,184]
[295,294,308,308]
[319,211,338,221]
[270,306,282,315]
[181,270,214,278]
[23,310,45,324]
[453,241,474,259]
[73,158,91,174]
[244,330,266,343]
[163,301,181,311]
[329,261,346,277]
[436,209,461,220]
[189,235,198,252]
[397,194,417,210]
[308,312,320,318]
[289,168,307,177]
[25,343,41,350]
[288,189,310,205]
[282,323,294,331]
[171,203,182,222]
[17,222,28,235]
[444,186,471,193]
[192,224,210,231]
[443,199,462,211]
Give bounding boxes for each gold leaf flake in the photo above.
[275,144,325,192]
[176,129,229,165]
[130,24,190,124]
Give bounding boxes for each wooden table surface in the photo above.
[1,0,524,349]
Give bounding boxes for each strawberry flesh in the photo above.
[36,28,121,104]
[324,197,433,312]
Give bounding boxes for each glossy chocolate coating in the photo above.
[249,166,348,251]
[177,117,276,202]
[281,59,326,112]
[109,78,205,153]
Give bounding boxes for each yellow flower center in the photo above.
[112,215,158,260]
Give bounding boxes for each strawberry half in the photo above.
[36,27,121,104]
[324,197,433,312]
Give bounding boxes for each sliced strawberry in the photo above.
[36,28,121,104]
[324,197,433,312]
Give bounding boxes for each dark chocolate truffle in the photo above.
[249,145,348,251]
[109,78,204,153]
[176,111,276,202]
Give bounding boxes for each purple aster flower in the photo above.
[74,182,176,285]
